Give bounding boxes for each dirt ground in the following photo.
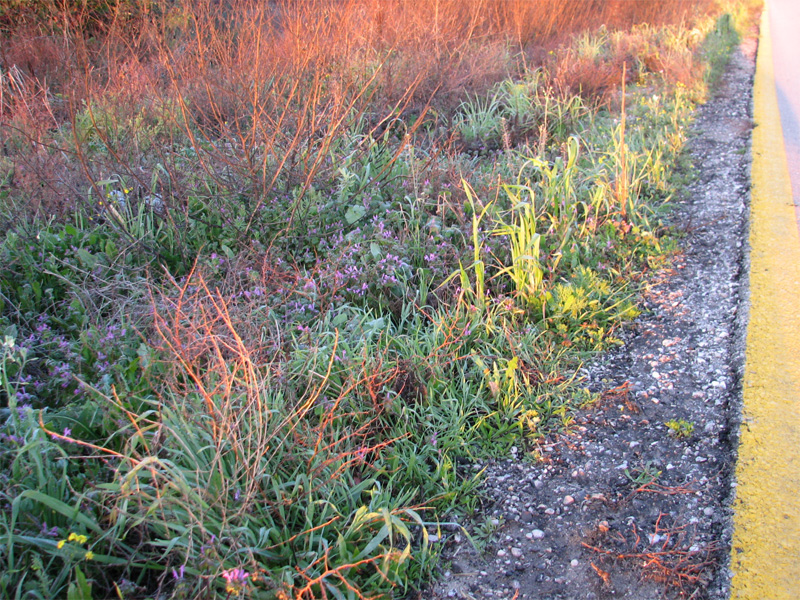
[427,33,758,600]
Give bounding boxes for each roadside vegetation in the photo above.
[0,0,758,598]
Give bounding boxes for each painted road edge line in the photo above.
[729,4,800,599]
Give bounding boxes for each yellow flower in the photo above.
[85,551,94,560]
[68,533,88,544]
[57,540,66,549]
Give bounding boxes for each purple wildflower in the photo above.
[221,568,250,595]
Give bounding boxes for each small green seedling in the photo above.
[624,461,661,486]
[470,516,504,552]
[665,419,694,438]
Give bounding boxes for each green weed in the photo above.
[624,462,663,486]
[665,419,695,439]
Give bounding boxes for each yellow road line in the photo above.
[729,5,800,599]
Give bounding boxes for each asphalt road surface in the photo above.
[770,0,800,216]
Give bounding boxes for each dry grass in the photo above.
[0,0,717,229]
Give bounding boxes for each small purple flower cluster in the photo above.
[0,431,24,445]
[375,253,408,286]
[372,216,397,241]
[7,311,142,407]
[232,286,265,301]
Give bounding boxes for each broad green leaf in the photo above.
[13,491,102,534]
[344,205,366,225]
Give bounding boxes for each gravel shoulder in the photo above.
[429,34,757,600]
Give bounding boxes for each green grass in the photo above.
[0,2,758,598]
